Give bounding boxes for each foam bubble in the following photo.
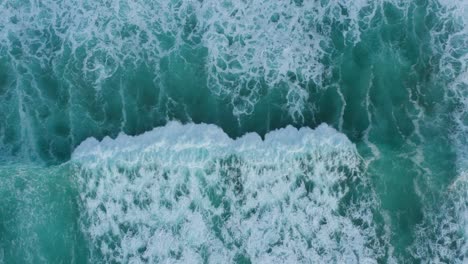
[198,0,372,118]
[428,2,468,259]
[72,122,385,263]
[0,0,374,119]
[409,171,467,263]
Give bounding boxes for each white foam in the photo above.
[431,1,468,259]
[0,0,375,117]
[72,122,383,263]
[198,0,372,117]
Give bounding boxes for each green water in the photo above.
[0,0,466,263]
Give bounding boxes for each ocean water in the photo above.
[0,0,466,263]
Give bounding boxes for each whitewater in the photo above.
[0,0,466,263]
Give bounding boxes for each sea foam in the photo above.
[72,122,384,263]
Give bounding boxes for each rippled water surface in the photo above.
[0,0,466,263]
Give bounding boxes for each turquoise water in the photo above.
[0,0,466,263]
